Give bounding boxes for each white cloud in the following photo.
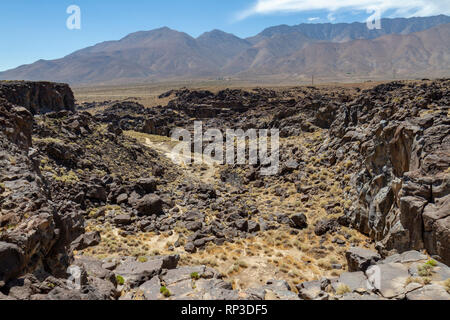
[236,0,450,20]
[308,17,320,21]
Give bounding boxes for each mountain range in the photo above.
[1,15,450,84]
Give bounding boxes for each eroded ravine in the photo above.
[1,80,449,300]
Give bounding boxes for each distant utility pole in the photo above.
[311,74,314,86]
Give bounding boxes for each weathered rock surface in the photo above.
[0,242,24,287]
[406,284,450,300]
[346,247,381,272]
[324,249,450,300]
[70,232,101,251]
[0,81,75,115]
[328,80,450,265]
[0,84,83,290]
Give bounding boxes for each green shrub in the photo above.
[418,264,433,277]
[425,259,438,267]
[116,275,125,286]
[160,286,171,297]
[138,256,148,263]
[190,272,200,280]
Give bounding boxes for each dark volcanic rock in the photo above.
[135,178,158,194]
[184,242,196,253]
[135,194,163,216]
[314,219,339,236]
[0,242,25,287]
[328,79,450,264]
[86,185,107,202]
[70,232,101,251]
[234,219,249,231]
[0,84,85,285]
[0,81,75,115]
[291,213,308,229]
[113,215,132,226]
[247,220,261,233]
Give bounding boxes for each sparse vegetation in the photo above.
[425,259,438,267]
[444,279,450,293]
[160,286,171,297]
[190,272,200,280]
[336,284,351,295]
[138,256,148,263]
[53,170,80,184]
[116,275,125,286]
[418,263,435,277]
[405,277,431,286]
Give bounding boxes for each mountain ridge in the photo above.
[1,15,450,84]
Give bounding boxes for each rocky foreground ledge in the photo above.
[1,248,449,300]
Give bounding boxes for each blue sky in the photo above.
[0,0,448,71]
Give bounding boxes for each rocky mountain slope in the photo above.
[1,16,449,84]
[248,15,450,43]
[236,24,450,78]
[0,80,449,300]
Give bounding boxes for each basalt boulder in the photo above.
[0,81,75,115]
[135,194,164,216]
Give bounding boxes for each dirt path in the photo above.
[145,137,219,184]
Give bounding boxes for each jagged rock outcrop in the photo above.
[93,101,177,137]
[0,83,83,290]
[0,81,75,115]
[328,80,450,264]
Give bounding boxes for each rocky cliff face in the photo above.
[328,80,450,264]
[0,81,75,115]
[0,81,178,299]
[0,84,82,288]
